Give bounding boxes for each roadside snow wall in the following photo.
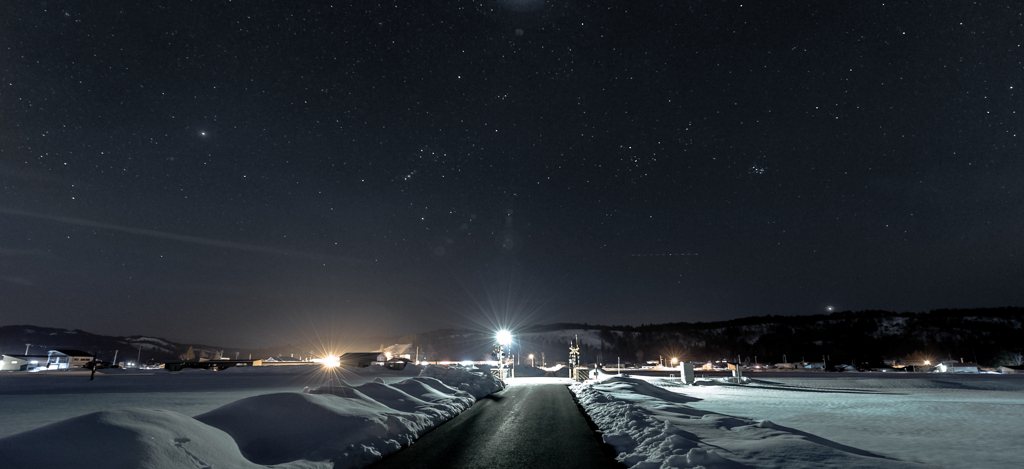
[0,366,504,469]
[572,376,934,469]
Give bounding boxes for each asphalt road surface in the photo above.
[369,379,623,469]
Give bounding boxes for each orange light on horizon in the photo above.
[322,354,340,368]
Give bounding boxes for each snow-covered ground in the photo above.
[0,364,503,468]
[0,364,404,438]
[7,364,1021,468]
[573,372,1024,468]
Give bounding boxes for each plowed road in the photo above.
[369,378,623,469]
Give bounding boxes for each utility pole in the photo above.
[137,346,142,368]
[113,350,119,366]
[25,344,31,355]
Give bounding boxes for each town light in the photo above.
[529,354,534,367]
[323,355,340,368]
[671,357,678,365]
[496,330,512,346]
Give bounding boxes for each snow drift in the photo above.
[0,366,504,469]
[572,376,935,469]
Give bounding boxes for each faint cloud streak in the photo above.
[0,247,56,258]
[0,207,363,264]
[1,276,34,286]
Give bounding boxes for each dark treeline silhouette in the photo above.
[409,307,1024,368]
[3,307,1021,368]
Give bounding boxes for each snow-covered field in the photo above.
[0,364,409,438]
[6,365,1021,468]
[573,372,1024,468]
[0,364,503,468]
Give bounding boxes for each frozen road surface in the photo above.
[369,378,622,469]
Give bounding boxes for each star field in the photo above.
[1,1,1022,347]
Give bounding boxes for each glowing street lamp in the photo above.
[529,354,534,367]
[496,330,512,377]
[671,357,678,367]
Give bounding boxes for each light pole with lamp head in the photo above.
[496,330,512,378]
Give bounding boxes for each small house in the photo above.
[381,344,413,360]
[997,365,1024,374]
[264,356,302,363]
[935,362,981,373]
[47,350,95,369]
[1,354,49,371]
[339,352,383,368]
[775,362,796,369]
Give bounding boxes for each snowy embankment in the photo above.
[572,376,934,469]
[0,366,503,469]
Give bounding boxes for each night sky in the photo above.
[2,1,1022,347]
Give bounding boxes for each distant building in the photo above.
[774,362,797,369]
[998,365,1024,374]
[47,350,95,369]
[803,362,825,370]
[339,352,383,368]
[264,356,302,363]
[936,362,980,373]
[1,354,48,371]
[381,344,413,360]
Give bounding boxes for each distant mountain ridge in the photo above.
[3,307,1022,367]
[0,325,240,364]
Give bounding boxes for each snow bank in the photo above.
[674,374,1024,468]
[417,363,505,398]
[0,365,503,469]
[0,409,283,469]
[572,376,934,469]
